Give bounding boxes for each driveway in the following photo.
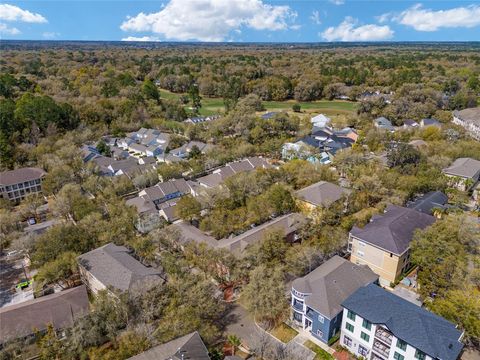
[0,254,33,308]
[224,303,259,350]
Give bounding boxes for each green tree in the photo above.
[227,334,241,356]
[188,84,202,114]
[292,103,301,112]
[386,143,421,172]
[35,251,79,290]
[142,79,160,102]
[175,195,202,223]
[96,139,111,156]
[36,324,65,360]
[242,265,287,326]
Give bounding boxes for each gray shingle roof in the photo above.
[0,167,46,186]
[350,205,435,255]
[407,191,448,215]
[443,158,480,179]
[342,284,464,360]
[454,107,480,126]
[78,243,164,292]
[0,285,89,343]
[292,256,378,319]
[128,331,210,360]
[295,181,350,208]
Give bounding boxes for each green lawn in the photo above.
[270,323,298,343]
[158,89,357,117]
[304,340,335,360]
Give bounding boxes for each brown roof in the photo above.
[0,285,89,343]
[295,181,350,207]
[0,167,46,186]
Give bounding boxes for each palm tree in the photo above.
[227,334,241,356]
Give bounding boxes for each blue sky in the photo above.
[1,1,479,42]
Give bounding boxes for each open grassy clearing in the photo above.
[158,89,357,117]
[269,323,299,343]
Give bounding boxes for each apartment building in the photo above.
[0,167,46,202]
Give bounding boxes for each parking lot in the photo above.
[0,252,34,308]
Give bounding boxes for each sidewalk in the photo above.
[292,329,336,355]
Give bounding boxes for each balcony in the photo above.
[292,300,304,311]
[373,340,391,359]
[375,327,393,345]
[371,353,386,360]
[305,308,316,320]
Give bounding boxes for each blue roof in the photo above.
[342,284,463,360]
[261,112,278,119]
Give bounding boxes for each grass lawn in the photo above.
[270,323,299,343]
[304,340,335,360]
[158,88,357,117]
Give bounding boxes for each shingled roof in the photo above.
[350,205,435,255]
[128,331,210,360]
[0,167,46,186]
[443,157,480,179]
[295,181,350,208]
[342,283,464,360]
[0,285,89,343]
[292,256,378,319]
[78,243,164,292]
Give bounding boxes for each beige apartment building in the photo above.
[348,205,435,286]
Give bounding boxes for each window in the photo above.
[345,323,354,333]
[362,319,371,330]
[415,350,426,360]
[396,339,407,351]
[357,250,365,257]
[358,241,365,247]
[318,315,324,323]
[394,352,405,360]
[347,310,356,321]
[343,335,352,347]
[316,329,323,338]
[358,345,368,357]
[360,332,370,342]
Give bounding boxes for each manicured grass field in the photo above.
[158,89,357,117]
[304,340,335,360]
[270,323,299,343]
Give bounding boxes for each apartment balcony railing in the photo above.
[373,340,391,359]
[371,352,386,360]
[292,301,304,311]
[375,327,393,346]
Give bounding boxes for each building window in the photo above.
[357,250,365,257]
[358,345,368,357]
[358,241,365,247]
[347,310,356,321]
[396,339,407,351]
[317,329,323,338]
[343,335,352,347]
[360,332,370,342]
[394,352,405,360]
[318,315,324,323]
[362,319,371,330]
[415,350,426,360]
[345,323,354,333]
[293,311,303,322]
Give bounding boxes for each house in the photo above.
[172,213,306,257]
[420,118,441,128]
[442,158,480,191]
[291,256,378,344]
[374,117,394,132]
[128,331,210,360]
[117,128,170,159]
[311,114,331,128]
[261,111,279,120]
[0,285,89,343]
[402,119,419,129]
[168,141,213,160]
[0,167,46,202]
[78,243,165,294]
[348,205,435,286]
[453,107,480,140]
[406,191,448,216]
[295,181,350,213]
[138,178,194,206]
[80,144,102,162]
[92,156,158,178]
[196,157,271,189]
[184,115,220,124]
[340,283,464,360]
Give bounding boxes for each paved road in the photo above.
[0,255,33,308]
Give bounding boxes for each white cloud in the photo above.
[121,36,161,42]
[376,12,392,24]
[321,17,394,41]
[395,4,480,31]
[0,4,47,23]
[120,0,297,41]
[0,22,20,35]
[310,10,321,25]
[42,31,59,39]
[329,0,345,5]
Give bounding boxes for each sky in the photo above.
[0,1,479,42]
